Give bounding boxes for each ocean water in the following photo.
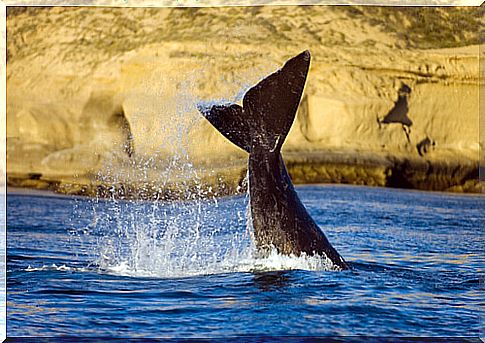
[6,185,483,338]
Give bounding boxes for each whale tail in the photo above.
[197,50,311,154]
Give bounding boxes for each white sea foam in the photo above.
[100,248,338,279]
[25,264,88,272]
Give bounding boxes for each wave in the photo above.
[25,263,89,273]
[98,248,339,279]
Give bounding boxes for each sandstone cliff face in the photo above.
[6,6,483,196]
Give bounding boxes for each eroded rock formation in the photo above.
[6,6,483,197]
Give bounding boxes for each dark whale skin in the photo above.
[198,51,349,270]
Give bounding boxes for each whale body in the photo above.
[198,51,348,270]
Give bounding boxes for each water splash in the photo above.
[70,66,338,279]
[82,171,338,279]
[93,194,254,278]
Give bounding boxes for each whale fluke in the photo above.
[198,50,348,270]
[199,50,310,154]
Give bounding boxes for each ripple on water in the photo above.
[6,185,484,337]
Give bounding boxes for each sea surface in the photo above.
[6,185,484,338]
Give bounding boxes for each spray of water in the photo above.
[72,66,338,278]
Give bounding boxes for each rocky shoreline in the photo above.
[7,151,482,200]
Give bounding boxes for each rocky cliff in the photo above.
[6,6,483,198]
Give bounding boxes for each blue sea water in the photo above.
[6,185,484,338]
